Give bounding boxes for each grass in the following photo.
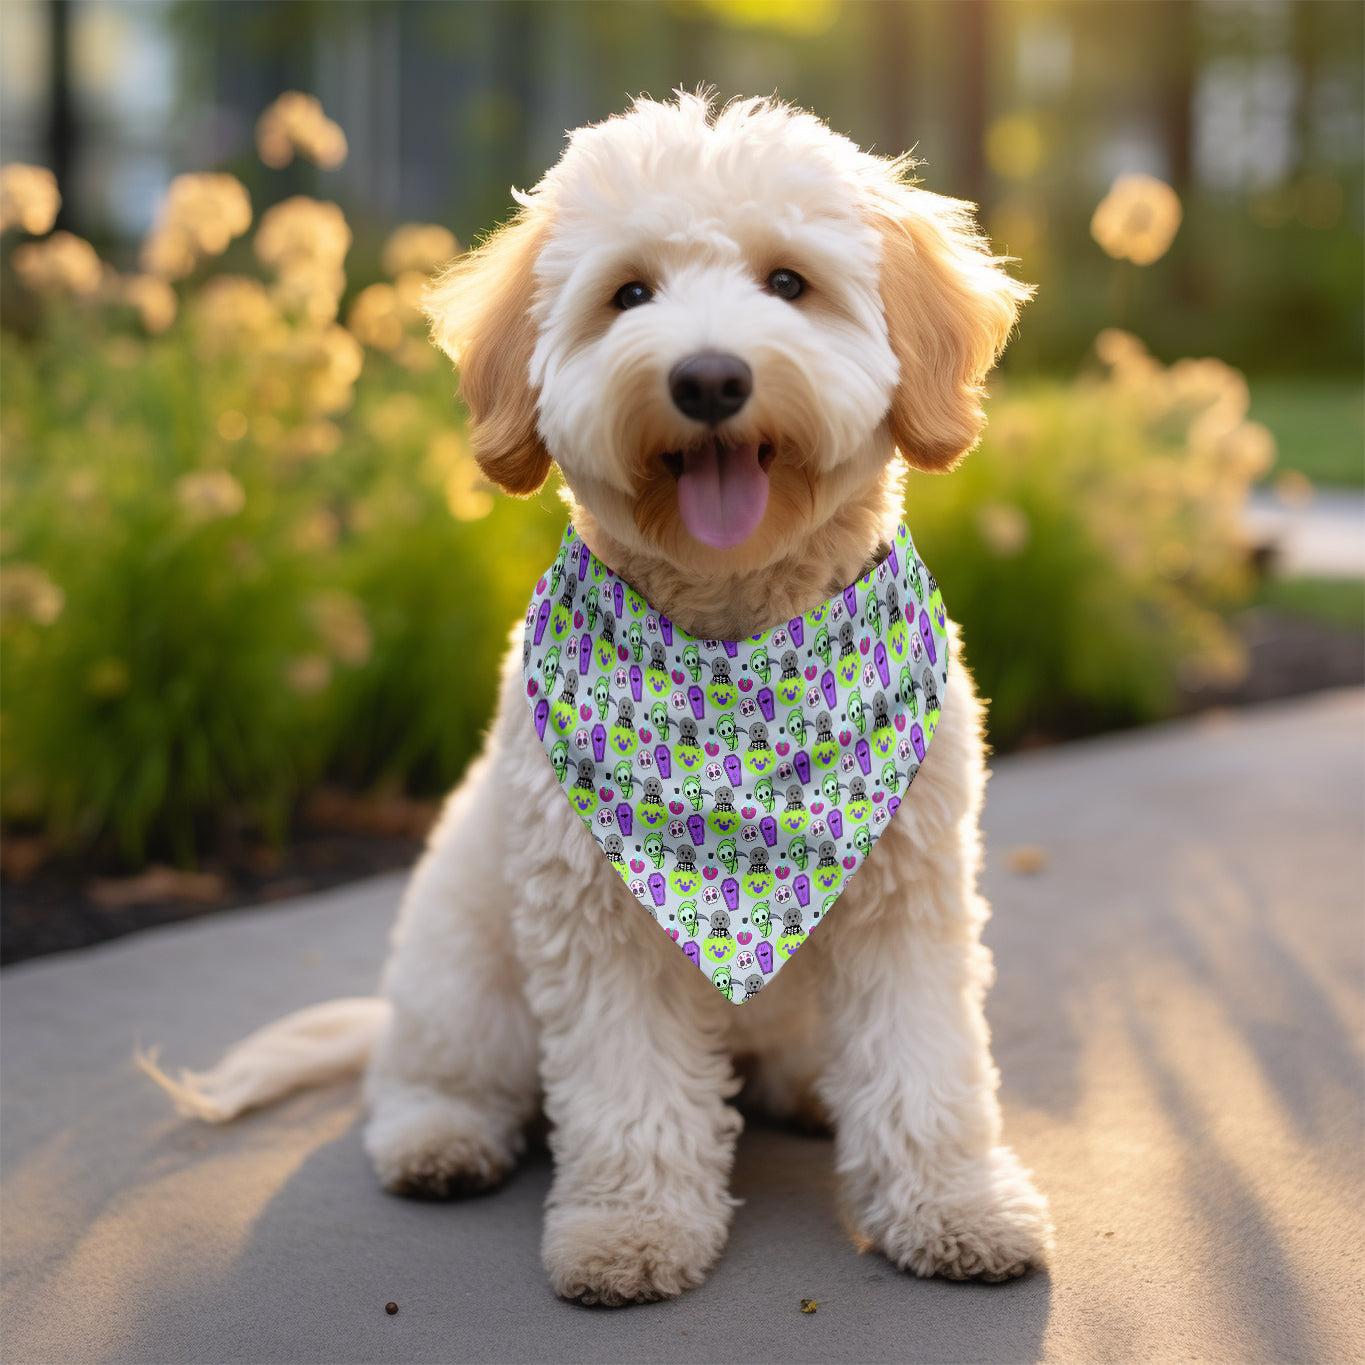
[1248,378,1364,488]
[1253,577,1365,633]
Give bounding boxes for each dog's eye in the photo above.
[613,281,653,310]
[767,269,805,300]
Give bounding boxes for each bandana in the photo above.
[522,521,949,1004]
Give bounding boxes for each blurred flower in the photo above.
[309,591,371,665]
[256,92,348,170]
[282,419,343,460]
[984,114,1045,180]
[1273,469,1315,509]
[1165,357,1248,421]
[1094,328,1147,369]
[0,163,60,234]
[287,654,332,696]
[121,274,177,333]
[381,223,458,278]
[291,508,340,552]
[367,392,424,444]
[176,469,245,521]
[106,336,143,368]
[348,283,405,352]
[216,409,249,441]
[282,325,364,415]
[988,196,1047,263]
[1217,420,1277,485]
[392,270,430,320]
[0,563,66,625]
[428,432,493,521]
[192,276,281,357]
[446,463,494,522]
[12,231,102,296]
[141,173,251,280]
[255,197,351,324]
[394,335,437,373]
[975,502,1030,557]
[1090,173,1182,266]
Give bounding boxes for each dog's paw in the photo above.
[543,1200,730,1306]
[856,1146,1052,1282]
[364,1087,520,1199]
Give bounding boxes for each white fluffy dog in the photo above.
[150,93,1052,1306]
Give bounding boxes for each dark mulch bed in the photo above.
[1,794,433,967]
[3,608,1361,968]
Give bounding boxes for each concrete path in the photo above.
[3,691,1362,1364]
[1245,487,1365,578]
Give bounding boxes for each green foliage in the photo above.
[908,353,1262,747]
[1247,379,1365,488]
[0,289,558,865]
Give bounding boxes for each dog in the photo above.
[147,92,1052,1306]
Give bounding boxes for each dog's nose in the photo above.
[669,353,752,425]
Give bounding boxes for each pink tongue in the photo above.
[676,440,769,549]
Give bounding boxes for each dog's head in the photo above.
[427,93,1029,574]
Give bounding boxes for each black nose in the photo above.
[669,353,752,425]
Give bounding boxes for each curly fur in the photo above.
[150,92,1052,1306]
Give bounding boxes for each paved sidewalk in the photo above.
[3,691,1362,1364]
[1245,486,1365,578]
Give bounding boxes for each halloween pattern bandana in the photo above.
[522,521,950,1004]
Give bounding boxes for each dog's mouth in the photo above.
[660,438,775,550]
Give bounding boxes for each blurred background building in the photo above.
[2,0,1361,373]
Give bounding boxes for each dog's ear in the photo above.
[872,186,1033,472]
[424,212,552,496]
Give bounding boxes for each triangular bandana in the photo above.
[522,521,950,1004]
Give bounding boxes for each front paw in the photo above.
[364,1088,520,1199]
[543,1198,731,1306]
[856,1146,1052,1282]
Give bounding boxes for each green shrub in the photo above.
[910,337,1268,746]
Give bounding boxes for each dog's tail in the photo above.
[137,997,391,1123]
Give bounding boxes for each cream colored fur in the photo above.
[149,93,1051,1305]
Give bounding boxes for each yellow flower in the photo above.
[1090,173,1182,266]
[394,335,437,373]
[281,419,343,460]
[256,92,348,170]
[287,654,332,696]
[381,223,458,278]
[1217,421,1276,481]
[0,163,61,235]
[192,276,281,357]
[347,283,405,352]
[176,470,245,521]
[122,274,177,333]
[1094,328,1148,369]
[367,393,424,444]
[1273,469,1314,508]
[255,197,350,270]
[309,591,371,665]
[141,173,251,279]
[290,325,364,415]
[0,562,65,625]
[12,231,102,296]
[291,508,340,552]
[255,197,352,324]
[975,503,1030,557]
